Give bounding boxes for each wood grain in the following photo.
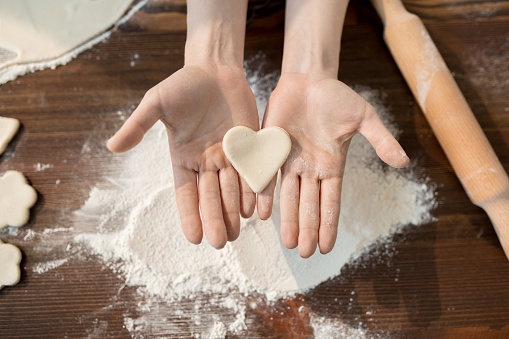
[371,0,509,259]
[1,0,509,338]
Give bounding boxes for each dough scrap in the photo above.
[0,0,136,84]
[0,171,38,229]
[223,126,291,193]
[0,239,22,290]
[0,116,20,155]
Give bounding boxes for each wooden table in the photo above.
[1,0,508,337]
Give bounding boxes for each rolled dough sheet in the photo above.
[0,116,19,155]
[0,239,22,290]
[0,171,38,230]
[0,0,136,84]
[223,126,291,193]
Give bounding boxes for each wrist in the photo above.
[185,23,245,68]
[281,0,349,78]
[184,0,248,68]
[281,44,340,78]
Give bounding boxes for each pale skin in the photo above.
[108,0,259,249]
[108,0,409,256]
[258,0,410,257]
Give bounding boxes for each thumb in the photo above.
[107,88,163,153]
[359,105,410,168]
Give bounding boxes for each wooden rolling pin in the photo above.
[370,0,509,259]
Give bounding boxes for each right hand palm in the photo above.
[108,65,259,249]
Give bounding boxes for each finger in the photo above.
[173,165,202,244]
[280,172,300,249]
[298,177,320,258]
[257,176,277,220]
[218,167,241,241]
[198,170,227,249]
[279,172,300,249]
[107,87,163,153]
[239,177,256,218]
[359,105,410,168]
[318,177,342,254]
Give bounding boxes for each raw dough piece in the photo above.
[0,116,19,155]
[0,239,22,290]
[0,0,136,84]
[223,126,291,193]
[0,171,38,229]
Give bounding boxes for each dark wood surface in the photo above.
[1,0,509,338]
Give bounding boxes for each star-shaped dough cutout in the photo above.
[0,171,38,230]
[0,239,22,289]
[0,116,20,155]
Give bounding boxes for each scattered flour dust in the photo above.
[208,322,227,339]
[32,258,69,274]
[33,163,54,172]
[310,315,370,339]
[69,55,436,338]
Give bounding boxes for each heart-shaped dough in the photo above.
[0,239,22,289]
[223,126,291,193]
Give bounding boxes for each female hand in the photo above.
[108,65,259,249]
[108,0,258,249]
[259,72,409,257]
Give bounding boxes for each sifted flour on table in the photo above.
[73,56,436,337]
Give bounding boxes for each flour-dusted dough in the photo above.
[0,171,38,229]
[0,239,22,290]
[0,0,136,84]
[0,116,19,155]
[223,126,291,193]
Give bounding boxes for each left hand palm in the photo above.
[260,73,409,257]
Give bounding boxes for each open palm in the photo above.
[108,65,259,248]
[260,73,410,257]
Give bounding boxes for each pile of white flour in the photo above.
[73,56,435,337]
